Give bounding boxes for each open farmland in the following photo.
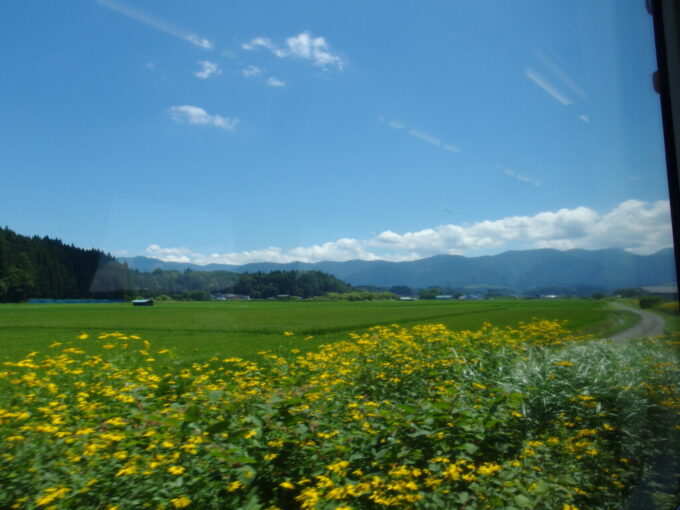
[1,314,679,509]
[0,299,634,362]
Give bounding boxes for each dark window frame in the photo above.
[650,0,680,286]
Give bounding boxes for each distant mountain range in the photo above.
[119,248,677,294]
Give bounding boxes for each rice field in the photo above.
[0,299,634,362]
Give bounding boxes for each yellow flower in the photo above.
[477,462,502,476]
[327,460,350,474]
[168,465,186,475]
[282,331,294,336]
[228,481,244,492]
[115,466,137,476]
[279,481,295,489]
[170,496,191,508]
[105,417,126,427]
[244,429,257,439]
[77,333,89,340]
[35,487,70,506]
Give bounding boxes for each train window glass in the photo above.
[0,1,678,508]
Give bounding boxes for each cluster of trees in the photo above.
[131,269,238,299]
[0,227,128,302]
[0,228,360,302]
[232,270,353,299]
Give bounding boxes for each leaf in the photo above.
[206,419,231,435]
[462,443,478,454]
[208,390,224,403]
[533,479,549,494]
[514,494,532,508]
[184,405,201,423]
[154,380,171,397]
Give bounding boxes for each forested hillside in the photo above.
[232,270,352,299]
[0,228,354,302]
[0,226,126,301]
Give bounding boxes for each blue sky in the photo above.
[0,1,673,264]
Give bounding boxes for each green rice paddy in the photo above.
[0,299,636,362]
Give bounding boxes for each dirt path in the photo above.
[607,302,666,343]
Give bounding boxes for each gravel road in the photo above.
[607,302,667,343]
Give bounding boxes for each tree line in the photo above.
[0,227,362,302]
[232,270,352,299]
[0,226,123,302]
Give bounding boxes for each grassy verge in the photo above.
[580,303,640,338]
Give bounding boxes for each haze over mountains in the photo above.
[120,248,676,294]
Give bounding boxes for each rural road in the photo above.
[607,302,667,343]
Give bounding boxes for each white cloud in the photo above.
[144,244,197,263]
[534,50,586,100]
[409,129,441,147]
[381,117,461,154]
[242,65,263,78]
[142,200,672,265]
[503,168,540,187]
[525,67,572,105]
[187,34,213,50]
[266,77,286,87]
[442,143,461,153]
[194,61,221,79]
[97,0,213,49]
[579,114,590,123]
[169,105,239,131]
[242,31,347,70]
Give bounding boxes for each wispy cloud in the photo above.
[194,61,221,79]
[381,117,460,153]
[143,200,672,264]
[502,168,540,187]
[441,143,461,153]
[242,65,262,78]
[266,77,286,87]
[409,129,441,147]
[169,105,238,131]
[242,31,347,70]
[97,0,213,49]
[525,67,571,105]
[534,50,586,100]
